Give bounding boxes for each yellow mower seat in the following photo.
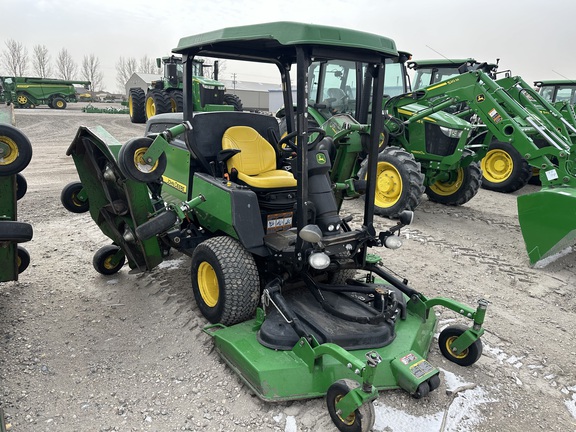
[222,126,296,189]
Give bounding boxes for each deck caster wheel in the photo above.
[412,380,430,399]
[438,325,483,366]
[428,373,441,392]
[93,245,126,275]
[0,124,33,176]
[61,181,89,213]
[326,379,375,432]
[118,137,166,183]
[17,246,30,274]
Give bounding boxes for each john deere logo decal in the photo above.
[476,94,485,103]
[316,153,327,164]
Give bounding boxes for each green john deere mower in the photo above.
[0,123,33,282]
[63,22,488,431]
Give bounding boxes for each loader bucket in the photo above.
[517,187,576,266]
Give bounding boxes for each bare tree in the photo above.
[138,55,158,74]
[116,56,138,93]
[55,48,77,80]
[32,44,52,78]
[2,39,28,76]
[81,54,103,91]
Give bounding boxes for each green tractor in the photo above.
[0,124,33,282]
[407,58,576,193]
[128,55,242,124]
[0,76,90,109]
[63,22,489,431]
[534,79,576,124]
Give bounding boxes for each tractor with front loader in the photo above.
[62,22,489,431]
[128,55,242,124]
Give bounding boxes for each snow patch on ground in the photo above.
[565,391,576,420]
[156,256,186,270]
[373,370,497,432]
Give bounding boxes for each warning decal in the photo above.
[488,108,502,124]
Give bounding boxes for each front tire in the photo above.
[167,90,183,112]
[426,157,481,206]
[191,236,260,326]
[145,89,171,120]
[326,379,375,432]
[357,146,425,218]
[480,141,531,193]
[52,97,67,109]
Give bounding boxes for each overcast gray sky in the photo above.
[1,0,574,92]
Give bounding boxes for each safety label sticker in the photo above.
[410,359,435,378]
[400,353,417,365]
[488,108,502,124]
[267,212,293,233]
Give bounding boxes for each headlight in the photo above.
[308,252,331,269]
[384,235,403,249]
[439,126,463,139]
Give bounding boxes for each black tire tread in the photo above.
[426,153,482,206]
[0,220,33,243]
[192,236,260,326]
[358,146,425,218]
[129,88,146,124]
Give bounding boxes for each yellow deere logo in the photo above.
[316,153,327,164]
[476,94,485,103]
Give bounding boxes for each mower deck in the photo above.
[206,290,438,401]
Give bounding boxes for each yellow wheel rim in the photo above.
[56,100,64,108]
[17,94,28,105]
[445,335,469,360]
[197,261,219,307]
[429,168,464,196]
[170,98,177,113]
[133,147,159,173]
[103,255,117,271]
[335,394,356,426]
[373,161,402,208]
[481,149,513,183]
[128,96,134,116]
[0,136,19,166]
[146,97,156,118]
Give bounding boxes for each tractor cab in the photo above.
[534,80,576,105]
[408,58,499,90]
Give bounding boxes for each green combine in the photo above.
[128,56,242,123]
[62,22,489,431]
[0,76,90,109]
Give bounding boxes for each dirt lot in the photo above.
[1,104,575,432]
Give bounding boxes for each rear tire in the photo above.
[357,147,425,218]
[52,97,67,109]
[223,93,243,111]
[128,88,146,124]
[426,153,481,206]
[191,236,260,325]
[480,141,531,193]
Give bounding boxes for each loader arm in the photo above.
[386,70,576,189]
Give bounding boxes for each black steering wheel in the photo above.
[278,127,327,152]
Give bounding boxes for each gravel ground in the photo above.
[1,104,576,432]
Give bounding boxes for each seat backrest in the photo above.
[222,126,276,175]
[190,111,280,166]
